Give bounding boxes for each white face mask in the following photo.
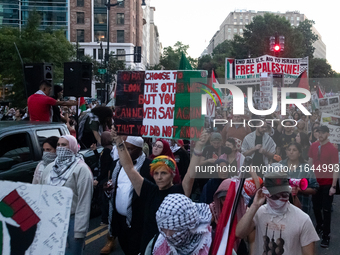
[266,197,289,214]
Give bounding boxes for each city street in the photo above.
[84,195,340,255]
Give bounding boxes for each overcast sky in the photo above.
[151,0,339,73]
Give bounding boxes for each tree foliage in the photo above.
[159,41,197,70]
[0,11,75,107]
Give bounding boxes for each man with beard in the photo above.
[242,123,276,178]
[101,136,154,255]
[236,171,319,255]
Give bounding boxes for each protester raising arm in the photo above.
[111,129,144,196]
[236,189,266,238]
[182,130,209,197]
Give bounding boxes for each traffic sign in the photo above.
[98,69,107,74]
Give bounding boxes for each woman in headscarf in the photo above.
[111,129,209,253]
[40,135,93,255]
[32,136,59,184]
[152,193,212,255]
[149,138,181,184]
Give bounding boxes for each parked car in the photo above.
[0,122,101,183]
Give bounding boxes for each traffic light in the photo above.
[274,44,281,52]
[269,36,275,51]
[63,62,92,97]
[134,46,142,63]
[279,36,285,51]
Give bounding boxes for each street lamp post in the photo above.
[105,0,123,104]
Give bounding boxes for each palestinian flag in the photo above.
[317,86,324,98]
[114,70,207,139]
[79,97,86,112]
[211,69,223,98]
[287,70,309,99]
[178,52,193,70]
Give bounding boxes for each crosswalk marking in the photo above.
[86,225,107,237]
[85,229,109,245]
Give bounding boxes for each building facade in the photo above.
[206,10,326,60]
[141,1,161,68]
[69,0,144,69]
[0,0,68,36]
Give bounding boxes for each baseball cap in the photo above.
[317,125,329,133]
[210,132,222,142]
[263,171,290,196]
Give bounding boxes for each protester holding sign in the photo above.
[40,135,93,255]
[110,128,209,253]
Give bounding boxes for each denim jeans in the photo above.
[312,185,333,237]
[65,215,85,255]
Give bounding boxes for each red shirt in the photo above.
[27,94,57,122]
[308,141,339,186]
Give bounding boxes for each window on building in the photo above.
[118,0,125,7]
[94,14,107,24]
[291,16,294,20]
[78,49,85,58]
[245,19,249,24]
[77,29,84,42]
[117,30,124,43]
[239,17,243,24]
[98,48,103,59]
[228,34,231,40]
[93,49,97,59]
[297,17,300,21]
[117,49,125,61]
[228,28,231,33]
[117,13,124,25]
[94,0,106,7]
[240,28,243,33]
[77,0,84,7]
[77,12,84,24]
[286,16,288,20]
[234,28,237,33]
[94,31,106,42]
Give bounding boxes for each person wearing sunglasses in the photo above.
[236,171,319,255]
[308,125,339,248]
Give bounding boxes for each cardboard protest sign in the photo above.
[225,55,308,85]
[114,70,207,139]
[321,112,340,144]
[318,96,340,115]
[0,181,73,255]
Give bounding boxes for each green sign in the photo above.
[98,69,107,74]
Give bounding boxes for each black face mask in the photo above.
[223,147,233,155]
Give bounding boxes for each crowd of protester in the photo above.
[3,79,337,254]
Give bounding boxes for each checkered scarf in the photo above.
[48,147,80,186]
[154,194,212,255]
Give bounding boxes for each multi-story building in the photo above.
[141,1,161,68]
[0,0,68,36]
[70,0,144,70]
[205,10,326,59]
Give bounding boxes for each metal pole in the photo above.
[106,0,110,105]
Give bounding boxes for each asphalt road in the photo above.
[84,195,340,255]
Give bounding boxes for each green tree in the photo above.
[159,41,197,69]
[296,20,318,59]
[0,11,75,107]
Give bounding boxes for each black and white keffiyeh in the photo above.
[154,194,212,255]
[42,151,57,166]
[109,152,146,228]
[48,147,80,186]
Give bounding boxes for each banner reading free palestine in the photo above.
[114,70,207,139]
